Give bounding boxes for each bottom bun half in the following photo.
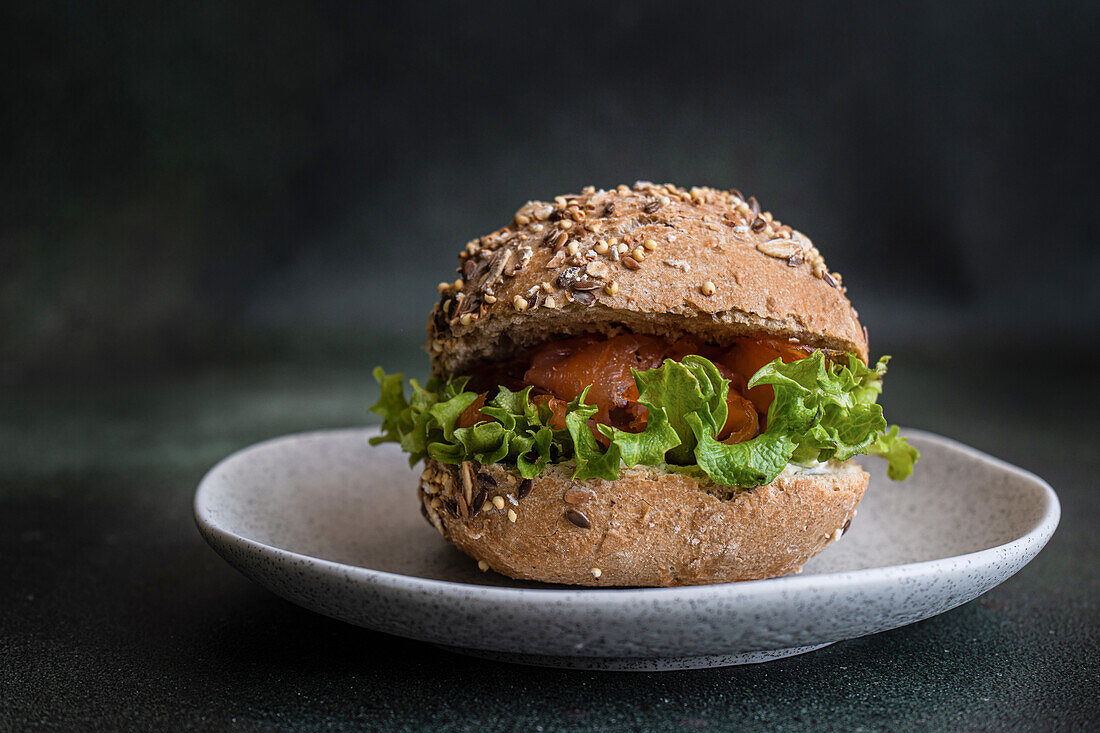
[418,458,868,587]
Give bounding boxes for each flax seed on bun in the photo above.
[429,182,866,379]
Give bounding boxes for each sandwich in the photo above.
[371,182,918,586]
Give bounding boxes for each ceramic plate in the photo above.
[194,428,1058,670]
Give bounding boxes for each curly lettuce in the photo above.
[370,351,918,487]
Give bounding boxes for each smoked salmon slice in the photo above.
[464,333,815,443]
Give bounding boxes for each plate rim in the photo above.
[194,426,1061,602]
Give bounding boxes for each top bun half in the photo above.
[428,182,866,377]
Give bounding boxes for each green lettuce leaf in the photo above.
[516,426,555,478]
[867,425,921,480]
[430,391,479,441]
[369,367,411,446]
[564,388,622,481]
[479,385,540,430]
[596,392,682,471]
[632,356,727,464]
[370,348,918,487]
[687,413,797,487]
[751,352,886,463]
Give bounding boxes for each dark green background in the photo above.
[2,2,1097,730]
[4,1,1098,384]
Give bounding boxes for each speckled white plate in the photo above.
[194,428,1058,670]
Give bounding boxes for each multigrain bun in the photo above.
[418,458,868,587]
[417,182,873,586]
[429,182,866,378]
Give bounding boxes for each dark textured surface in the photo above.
[2,340,1097,731]
[4,1,1099,728]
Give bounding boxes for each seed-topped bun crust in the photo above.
[429,182,866,378]
[419,458,868,587]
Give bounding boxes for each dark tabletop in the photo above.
[1,338,1097,732]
